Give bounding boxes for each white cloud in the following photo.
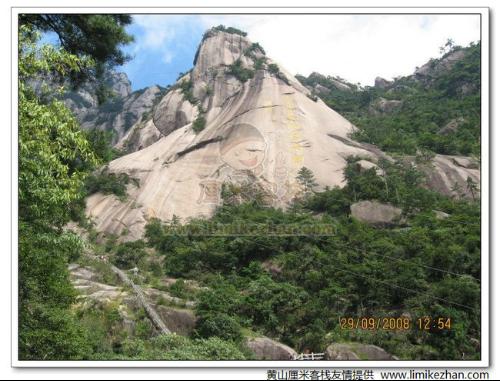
[198,14,480,85]
[133,15,184,49]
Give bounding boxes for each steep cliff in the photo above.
[86,28,384,239]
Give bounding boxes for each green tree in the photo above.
[18,25,97,360]
[466,176,478,201]
[19,14,133,86]
[296,167,318,194]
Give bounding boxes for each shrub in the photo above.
[176,70,191,81]
[192,114,206,133]
[112,240,147,269]
[307,93,319,102]
[84,169,136,200]
[244,42,266,60]
[168,279,189,299]
[253,57,266,70]
[267,63,290,85]
[151,334,248,360]
[268,63,280,74]
[179,79,197,104]
[194,313,243,342]
[228,59,255,82]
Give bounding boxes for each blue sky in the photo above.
[118,15,208,90]
[91,14,480,91]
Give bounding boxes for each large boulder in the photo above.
[350,200,402,226]
[325,343,397,360]
[245,337,297,360]
[156,306,197,336]
[355,159,384,176]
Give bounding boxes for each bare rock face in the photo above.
[107,71,133,98]
[245,337,297,360]
[69,264,126,305]
[420,155,480,199]
[452,156,479,169]
[350,200,402,226]
[86,29,382,239]
[152,89,198,136]
[325,343,397,360]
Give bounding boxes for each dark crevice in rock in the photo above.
[219,104,281,129]
[327,133,360,148]
[175,136,224,159]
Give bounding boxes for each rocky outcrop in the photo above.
[314,83,330,95]
[152,89,198,136]
[69,264,127,305]
[452,156,479,169]
[438,117,465,136]
[81,85,163,143]
[374,76,392,89]
[414,49,466,83]
[143,287,196,309]
[325,343,397,360]
[86,28,382,239]
[245,337,297,360]
[299,72,353,92]
[369,97,403,115]
[156,306,197,336]
[354,159,384,176]
[350,200,402,226]
[434,210,450,220]
[54,70,164,145]
[116,119,164,153]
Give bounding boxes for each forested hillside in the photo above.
[297,41,480,157]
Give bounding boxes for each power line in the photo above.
[240,234,479,281]
[330,265,478,312]
[312,237,481,281]
[239,236,479,312]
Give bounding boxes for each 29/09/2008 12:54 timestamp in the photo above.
[339,316,452,331]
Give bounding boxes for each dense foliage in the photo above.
[145,158,480,360]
